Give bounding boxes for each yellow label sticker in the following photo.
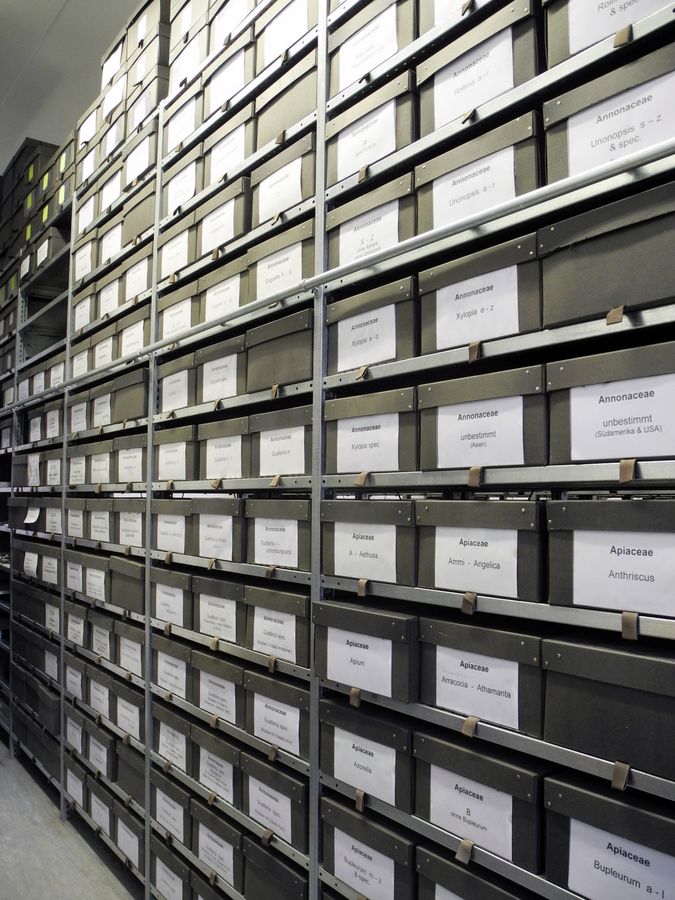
[42,173,49,190]
[26,223,32,240]
[28,163,34,181]
[59,153,66,173]
[26,193,33,210]
[9,275,16,291]
[58,185,65,205]
[42,205,49,223]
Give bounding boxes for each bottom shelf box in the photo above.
[243,837,309,900]
[151,834,191,900]
[191,800,245,892]
[113,799,145,872]
[241,751,308,853]
[417,844,539,899]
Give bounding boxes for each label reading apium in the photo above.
[326,626,392,697]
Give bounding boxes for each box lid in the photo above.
[321,797,416,865]
[245,498,311,520]
[314,599,417,643]
[321,499,413,526]
[191,723,240,763]
[419,365,545,407]
[246,220,314,265]
[150,834,191,877]
[242,837,308,897]
[158,351,196,378]
[109,556,145,580]
[250,133,315,188]
[416,845,537,899]
[416,499,541,530]
[249,404,312,431]
[419,233,537,294]
[151,566,192,590]
[154,423,197,445]
[191,574,244,598]
[325,387,415,421]
[243,584,309,616]
[197,417,250,439]
[153,700,192,734]
[420,616,541,665]
[191,648,244,682]
[327,174,414,232]
[546,340,675,391]
[152,633,192,660]
[547,499,675,533]
[194,332,246,363]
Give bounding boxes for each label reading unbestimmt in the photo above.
[437,395,524,469]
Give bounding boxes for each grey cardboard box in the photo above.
[8,496,48,533]
[158,282,201,340]
[163,143,204,218]
[115,620,146,680]
[254,0,318,71]
[64,703,86,754]
[113,799,145,871]
[98,209,125,269]
[113,497,146,549]
[158,212,198,281]
[68,389,90,434]
[321,499,416,585]
[66,548,111,605]
[419,616,544,736]
[198,417,251,480]
[116,741,145,805]
[90,320,119,370]
[64,650,87,702]
[109,556,145,614]
[547,498,675,615]
[243,583,310,667]
[328,0,416,97]
[84,708,118,779]
[120,243,153,304]
[127,22,171,88]
[545,773,675,893]
[154,423,199,482]
[88,367,148,427]
[123,118,159,189]
[153,701,193,775]
[64,597,89,647]
[190,800,245,890]
[152,498,194,556]
[122,181,156,246]
[254,50,318,149]
[326,71,417,186]
[245,498,311,570]
[418,365,547,470]
[202,102,257,187]
[250,404,312,477]
[191,650,245,727]
[35,226,68,269]
[97,160,125,217]
[321,798,417,899]
[414,731,550,872]
[170,0,209,45]
[117,304,152,358]
[87,608,115,660]
[164,77,204,157]
[191,723,242,807]
[546,340,675,464]
[114,433,148,484]
[240,751,309,851]
[126,66,170,133]
[87,776,114,836]
[192,573,246,643]
[22,672,60,734]
[81,439,115,487]
[197,257,250,324]
[168,26,209,96]
[416,115,540,236]
[192,495,246,562]
[242,837,309,900]
[326,173,416,269]
[416,499,543,602]
[417,845,540,900]
[64,754,89,809]
[194,176,251,261]
[324,388,417,475]
[539,182,675,328]
[544,43,675,182]
[38,396,62,439]
[417,2,540,137]
[151,770,193,847]
[543,636,675,779]
[151,566,193,628]
[320,698,413,812]
[245,308,313,391]
[251,133,315,228]
[419,234,540,354]
[127,0,171,47]
[151,835,191,900]
[152,633,193,701]
[314,600,419,702]
[115,680,145,743]
[244,670,310,758]
[158,349,197,412]
[201,26,256,120]
[195,332,247,403]
[247,219,314,304]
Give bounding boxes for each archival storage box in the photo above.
[151,835,191,900]
[254,50,318,150]
[8,497,48,534]
[324,387,417,475]
[154,423,199,482]
[158,350,197,412]
[418,365,547,470]
[194,331,247,404]
[87,608,116,660]
[416,499,543,602]
[242,837,309,900]
[416,115,540,236]
[245,498,311,571]
[202,102,257,187]
[65,548,111,605]
[193,495,246,562]
[22,673,60,734]
[158,281,201,340]
[417,844,541,900]
[240,750,309,851]
[251,132,315,228]
[254,0,318,72]
[192,573,246,644]
[547,339,675,464]
[123,117,159,189]
[114,433,148,483]
[245,308,313,391]
[198,417,252,481]
[250,404,312,477]
[191,649,245,728]
[113,497,146,549]
[64,754,89,809]
[244,669,310,758]
[247,219,314,306]
[87,776,114,837]
[194,176,251,261]
[321,798,417,900]
[114,620,146,679]
[201,25,256,121]
[544,43,675,182]
[119,242,153,304]
[64,650,87,702]
[169,0,208,51]
[97,210,124,268]
[417,2,540,137]
[115,680,145,743]
[116,741,145,804]
[243,583,310,668]
[414,731,550,872]
[321,499,416,585]
[78,439,115,487]
[190,799,245,891]
[89,320,119,371]
[168,25,209,96]
[64,702,86,754]
[326,173,416,270]
[539,182,675,328]
[84,715,118,780]
[191,723,242,808]
[545,772,675,897]
[152,499,194,558]
[118,303,152,358]
[88,367,148,427]
[64,598,89,647]
[164,77,203,156]
[152,633,193,701]
[150,566,192,627]
[320,697,414,813]
[158,211,198,281]
[126,65,170,133]
[153,701,193,775]
[113,799,145,871]
[542,635,675,780]
[109,556,145,614]
[84,496,113,544]
[68,389,90,434]
[419,616,544,736]
[313,599,419,702]
[121,181,156,247]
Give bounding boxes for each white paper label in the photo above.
[37,239,50,268]
[201,354,238,402]
[161,370,189,412]
[435,526,519,597]
[67,561,83,593]
[20,255,30,280]
[67,613,85,645]
[209,124,247,184]
[257,242,302,301]
[436,263,520,350]
[162,297,193,338]
[156,514,186,554]
[435,30,511,123]
[334,827,394,900]
[50,362,64,387]
[118,447,144,482]
[199,514,233,560]
[339,5,397,91]
[258,156,303,224]
[199,669,237,723]
[45,651,59,681]
[101,41,123,87]
[201,199,235,255]
[93,394,112,428]
[199,748,233,802]
[155,583,185,625]
[24,507,40,526]
[568,818,675,900]
[89,510,111,543]
[198,823,234,884]
[90,453,110,484]
[170,35,203,93]
[119,636,143,677]
[253,693,300,755]
[45,604,60,632]
[155,791,184,843]
[432,146,516,231]
[204,274,240,322]
[198,594,237,641]
[157,650,187,698]
[116,818,139,868]
[206,435,242,479]
[102,77,125,118]
[72,349,88,377]
[121,319,145,356]
[435,645,519,728]
[89,680,110,719]
[159,721,187,770]
[46,409,60,438]
[167,98,196,152]
[80,148,96,181]
[94,337,114,368]
[126,137,150,185]
[339,198,399,266]
[27,454,41,487]
[46,507,62,535]
[86,568,106,602]
[19,380,29,401]
[29,417,42,442]
[78,196,95,234]
[570,372,675,461]
[43,556,58,584]
[74,243,93,281]
[262,0,307,67]
[158,442,187,480]
[254,517,298,568]
[97,278,118,317]
[253,607,296,662]
[333,521,396,583]
[90,793,110,835]
[211,0,248,48]
[337,97,397,182]
[1,426,11,449]
[70,401,87,433]
[208,49,246,117]
[23,552,39,578]
[100,223,123,262]
[430,764,513,859]
[333,727,396,804]
[327,626,392,696]
[130,87,152,131]
[66,665,83,700]
[117,696,140,739]
[248,776,292,842]
[167,162,197,215]
[66,717,83,751]
[101,171,122,211]
[336,413,399,473]
[91,623,111,659]
[437,395,524,469]
[568,0,668,56]
[74,298,92,330]
[259,425,305,476]
[161,232,189,279]
[66,770,84,807]
[119,511,143,547]
[79,110,97,148]
[125,258,148,301]
[105,120,124,159]
[155,858,182,900]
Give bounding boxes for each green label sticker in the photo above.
[26,193,32,210]
[42,173,49,190]
[59,153,66,173]
[58,185,65,205]
[26,224,32,240]
[28,163,34,181]
[42,205,49,223]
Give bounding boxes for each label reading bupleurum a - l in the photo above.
[569,818,675,900]
[259,425,305,476]
[336,412,399,473]
[570,372,675,461]
[333,827,394,900]
[326,626,392,697]
[337,303,397,373]
[435,646,519,729]
[248,776,293,842]
[435,265,520,350]
[253,693,300,755]
[432,147,516,231]
[254,518,299,568]
[434,525,519,597]
[333,727,396,805]
[332,521,397,582]
[253,607,297,662]
[437,396,525,469]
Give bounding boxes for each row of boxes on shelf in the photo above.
[0,140,58,265]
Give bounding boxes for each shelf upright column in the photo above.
[8,300,22,759]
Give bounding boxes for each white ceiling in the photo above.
[0,0,141,172]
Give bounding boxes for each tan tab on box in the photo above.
[462,108,477,124]
[468,466,482,488]
[169,272,178,284]
[271,384,280,400]
[614,24,633,47]
[456,839,475,865]
[126,482,134,492]
[207,791,217,806]
[273,210,285,226]
[462,0,475,13]
[606,305,625,326]
[162,759,172,774]
[207,558,217,571]
[268,745,279,762]
[461,715,479,738]
[163,622,172,636]
[261,828,274,847]
[95,713,101,725]
[356,365,369,381]
[94,482,103,494]
[611,760,631,791]
[266,565,277,579]
[211,248,219,261]
[164,552,173,564]
[209,636,219,651]
[358,166,369,184]
[621,611,639,641]
[270,474,282,488]
[350,687,361,708]
[462,592,477,615]
[166,480,175,490]
[357,578,368,598]
[268,656,277,674]
[208,870,217,886]
[275,131,286,146]
[124,545,132,557]
[125,671,133,681]
[353,471,368,488]
[164,692,173,702]
[209,713,220,728]
[220,99,230,114]
[211,477,222,489]
[468,341,481,363]
[359,72,371,84]
[355,789,365,812]
[123,733,131,745]
[124,793,132,806]
[619,458,637,484]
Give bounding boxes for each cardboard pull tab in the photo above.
[164,692,173,702]
[350,687,361,707]
[209,714,220,728]
[273,210,285,225]
[468,341,481,362]
[124,545,132,557]
[275,130,286,145]
[220,99,230,114]
[359,72,371,84]
[164,552,173,564]
[606,305,625,325]
[211,478,222,489]
[614,24,633,47]
[268,745,279,762]
[210,636,219,651]
[271,384,280,400]
[355,789,365,812]
[358,166,369,184]
[261,829,273,847]
[169,272,178,284]
[270,474,282,487]
[619,458,637,484]
[353,471,368,488]
[207,791,217,806]
[356,365,369,381]
[461,715,479,738]
[95,483,103,495]
[462,108,477,124]
[357,578,368,598]
[123,733,131,745]
[162,759,172,773]
[266,565,277,579]
[268,656,277,674]
[462,592,477,615]
[207,558,217,571]
[208,870,217,886]
[163,622,172,636]
[462,0,475,13]
[611,760,631,791]
[468,466,482,488]
[456,839,475,865]
[95,713,101,725]
[125,672,133,682]
[621,611,639,641]
[211,248,219,261]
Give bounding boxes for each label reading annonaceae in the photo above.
[326,626,392,697]
[206,435,243,479]
[332,521,397,583]
[155,792,184,843]
[437,395,525,469]
[199,669,237,723]
[156,514,186,554]
[337,303,396,373]
[157,651,187,698]
[159,721,187,771]
[436,264,520,351]
[45,651,59,681]
[90,680,110,719]
[162,297,192,338]
[429,764,513,859]
[334,827,395,900]
[198,593,237,641]
[161,371,189,412]
[119,637,143,677]
[333,727,396,804]
[248,776,293,842]
[199,823,235,884]
[90,794,110,835]
[570,372,675,461]
[201,353,238,403]
[204,275,241,322]
[89,510,110,543]
[253,607,296,662]
[116,819,139,868]
[257,242,303,301]
[91,624,110,659]
[339,5,397,92]
[336,412,399,473]
[434,526,519,597]
[434,28,514,130]
[118,448,143,482]
[67,613,85,646]
[432,147,516,232]
[88,736,108,775]
[253,692,300,755]
[67,667,82,700]
[209,124,247,186]
[199,514,233,560]
[85,568,106,603]
[337,98,397,183]
[254,518,298,568]
[66,771,83,807]
[567,71,675,177]
[68,508,84,538]
[119,511,143,548]
[435,646,519,729]
[155,857,182,900]
[90,453,110,484]
[117,697,140,740]
[338,199,399,266]
[259,425,306,476]
[568,818,675,900]
[158,442,186,481]
[155,583,185,625]
[258,156,303,224]
[67,717,83,752]
[201,199,235,256]
[199,748,234,802]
